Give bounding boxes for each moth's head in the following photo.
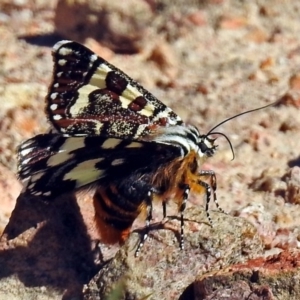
[198,135,217,157]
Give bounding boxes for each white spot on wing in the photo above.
[22,157,32,165]
[20,147,34,157]
[53,114,62,120]
[32,191,42,196]
[28,183,35,190]
[59,137,86,152]
[47,151,75,167]
[50,104,58,110]
[20,169,30,176]
[58,59,67,66]
[90,54,97,62]
[125,142,143,148]
[111,158,125,166]
[101,138,121,149]
[63,158,105,187]
[50,93,58,100]
[29,172,45,183]
[58,47,73,56]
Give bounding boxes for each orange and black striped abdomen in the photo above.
[93,176,152,244]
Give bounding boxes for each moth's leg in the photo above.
[178,183,190,250]
[135,188,154,257]
[199,170,226,217]
[197,178,214,225]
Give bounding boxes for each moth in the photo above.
[17,41,273,255]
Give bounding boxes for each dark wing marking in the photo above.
[18,134,182,198]
[46,40,182,139]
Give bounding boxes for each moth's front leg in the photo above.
[198,170,226,225]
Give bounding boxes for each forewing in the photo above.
[47,40,182,139]
[18,134,181,199]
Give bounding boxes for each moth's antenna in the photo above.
[206,101,277,160]
[207,101,276,135]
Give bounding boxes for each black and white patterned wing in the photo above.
[47,40,182,139]
[18,134,181,198]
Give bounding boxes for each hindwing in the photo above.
[18,134,181,198]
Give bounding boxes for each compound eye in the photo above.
[199,140,215,157]
[199,141,209,154]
